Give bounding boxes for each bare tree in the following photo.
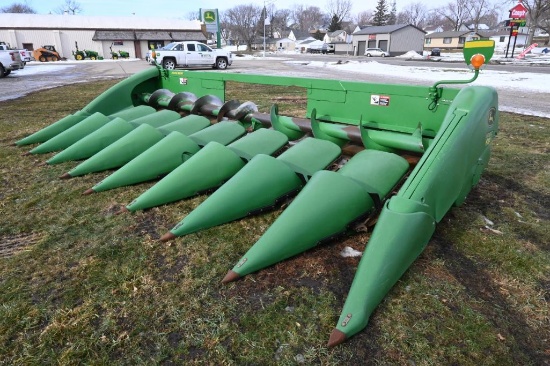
[268,8,292,38]
[387,0,397,25]
[0,1,36,13]
[467,0,501,32]
[516,0,550,45]
[435,0,471,31]
[354,10,374,27]
[326,0,353,23]
[222,4,262,51]
[424,10,445,29]
[397,2,428,28]
[186,11,199,20]
[291,5,327,31]
[539,7,550,42]
[55,0,82,15]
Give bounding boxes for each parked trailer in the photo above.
[15,41,498,347]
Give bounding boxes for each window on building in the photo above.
[499,36,506,42]
[425,38,431,44]
[443,37,452,44]
[148,41,164,49]
[113,41,124,46]
[458,37,465,44]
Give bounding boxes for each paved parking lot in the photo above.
[1,56,549,117]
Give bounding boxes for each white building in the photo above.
[0,13,206,60]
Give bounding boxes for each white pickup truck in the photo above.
[0,43,31,65]
[149,41,233,70]
[0,48,23,77]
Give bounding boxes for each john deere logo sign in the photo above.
[204,11,216,23]
[201,9,219,32]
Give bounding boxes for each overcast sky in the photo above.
[1,0,447,18]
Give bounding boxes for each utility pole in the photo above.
[263,0,273,58]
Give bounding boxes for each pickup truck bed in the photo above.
[0,49,23,77]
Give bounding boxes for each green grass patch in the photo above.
[0,80,548,365]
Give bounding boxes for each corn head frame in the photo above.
[16,41,498,346]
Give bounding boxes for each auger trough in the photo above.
[16,40,499,347]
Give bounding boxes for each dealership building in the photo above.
[0,13,207,60]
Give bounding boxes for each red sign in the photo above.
[509,2,527,19]
[517,43,538,59]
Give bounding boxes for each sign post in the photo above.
[200,9,221,48]
[505,1,527,58]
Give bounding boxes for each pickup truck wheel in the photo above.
[163,58,176,70]
[215,57,228,70]
[0,65,6,78]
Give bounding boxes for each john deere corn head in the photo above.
[16,41,498,347]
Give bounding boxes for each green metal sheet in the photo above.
[91,131,202,193]
[30,112,112,154]
[90,122,246,193]
[165,138,341,239]
[188,121,246,146]
[157,115,211,136]
[277,137,341,178]
[227,129,288,161]
[47,117,136,165]
[126,129,289,211]
[332,197,436,342]
[225,150,409,281]
[16,111,91,146]
[67,124,166,177]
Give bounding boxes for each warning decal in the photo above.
[370,94,390,106]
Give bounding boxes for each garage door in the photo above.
[357,41,366,56]
[379,40,388,51]
[368,40,376,48]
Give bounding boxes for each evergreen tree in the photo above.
[373,0,389,26]
[328,14,341,32]
[313,30,324,40]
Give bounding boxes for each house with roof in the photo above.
[424,30,484,51]
[459,24,491,31]
[352,24,426,56]
[480,30,529,51]
[323,30,347,43]
[423,25,446,34]
[0,13,205,59]
[288,30,313,42]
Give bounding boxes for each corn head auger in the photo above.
[15,41,498,347]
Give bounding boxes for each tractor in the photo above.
[109,43,130,59]
[33,45,61,62]
[72,41,99,60]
